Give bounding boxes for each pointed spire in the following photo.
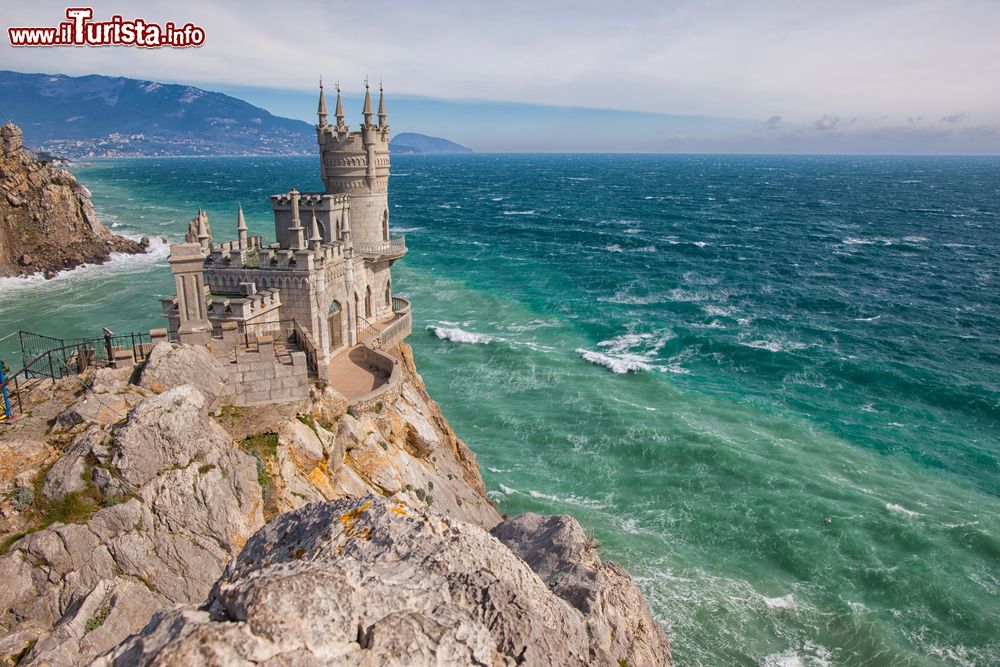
[309,206,323,250]
[377,80,387,128]
[236,203,248,249]
[335,80,346,131]
[362,77,374,126]
[196,209,211,251]
[317,77,328,126]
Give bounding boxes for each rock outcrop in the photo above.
[95,496,671,666]
[0,342,670,665]
[0,386,263,665]
[0,122,147,278]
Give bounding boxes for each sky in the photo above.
[3,0,1000,153]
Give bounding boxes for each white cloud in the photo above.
[2,0,999,124]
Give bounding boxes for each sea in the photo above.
[1,154,998,666]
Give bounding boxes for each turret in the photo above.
[309,206,323,251]
[317,78,328,128]
[362,78,375,129]
[377,82,388,129]
[196,209,211,251]
[236,203,248,249]
[335,81,346,132]
[315,78,391,248]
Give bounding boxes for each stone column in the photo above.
[169,243,213,345]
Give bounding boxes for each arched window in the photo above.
[335,216,342,241]
[385,280,391,306]
[365,286,372,318]
[327,301,342,350]
[382,209,389,242]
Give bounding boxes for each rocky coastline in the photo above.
[0,341,671,665]
[0,123,147,279]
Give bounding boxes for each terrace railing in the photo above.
[353,235,406,259]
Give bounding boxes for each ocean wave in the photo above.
[762,642,833,667]
[739,339,808,353]
[391,226,424,233]
[576,348,658,374]
[428,325,493,345]
[502,210,536,215]
[576,331,687,374]
[0,237,170,293]
[886,503,920,517]
[762,593,797,610]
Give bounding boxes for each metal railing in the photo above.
[291,319,320,379]
[353,235,406,259]
[1,329,153,416]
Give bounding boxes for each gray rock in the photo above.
[492,513,671,667]
[42,426,107,500]
[95,496,671,666]
[138,342,231,407]
[0,385,264,666]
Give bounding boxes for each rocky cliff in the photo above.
[0,123,147,278]
[0,343,671,665]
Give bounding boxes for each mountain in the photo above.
[390,132,473,154]
[0,70,316,157]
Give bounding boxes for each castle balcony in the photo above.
[353,235,406,261]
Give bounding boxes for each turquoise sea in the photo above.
[1,155,998,666]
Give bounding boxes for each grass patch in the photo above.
[84,606,110,635]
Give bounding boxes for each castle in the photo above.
[160,80,411,403]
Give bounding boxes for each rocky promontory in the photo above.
[0,342,671,665]
[0,123,147,278]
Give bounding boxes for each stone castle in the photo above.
[160,80,411,405]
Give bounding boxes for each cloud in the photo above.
[1,0,999,125]
[941,113,966,123]
[764,115,782,130]
[813,115,858,131]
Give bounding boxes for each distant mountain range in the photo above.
[0,71,472,158]
[390,132,473,155]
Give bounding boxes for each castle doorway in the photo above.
[327,301,342,351]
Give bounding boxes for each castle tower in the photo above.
[316,79,391,249]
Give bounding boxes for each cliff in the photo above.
[0,343,671,665]
[0,123,147,278]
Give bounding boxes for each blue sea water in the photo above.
[1,154,998,665]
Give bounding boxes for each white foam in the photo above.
[502,210,535,215]
[0,237,170,293]
[576,348,657,374]
[391,226,424,233]
[428,326,493,345]
[886,503,920,518]
[762,593,796,610]
[740,339,808,353]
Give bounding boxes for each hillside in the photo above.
[390,132,474,154]
[0,71,316,157]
